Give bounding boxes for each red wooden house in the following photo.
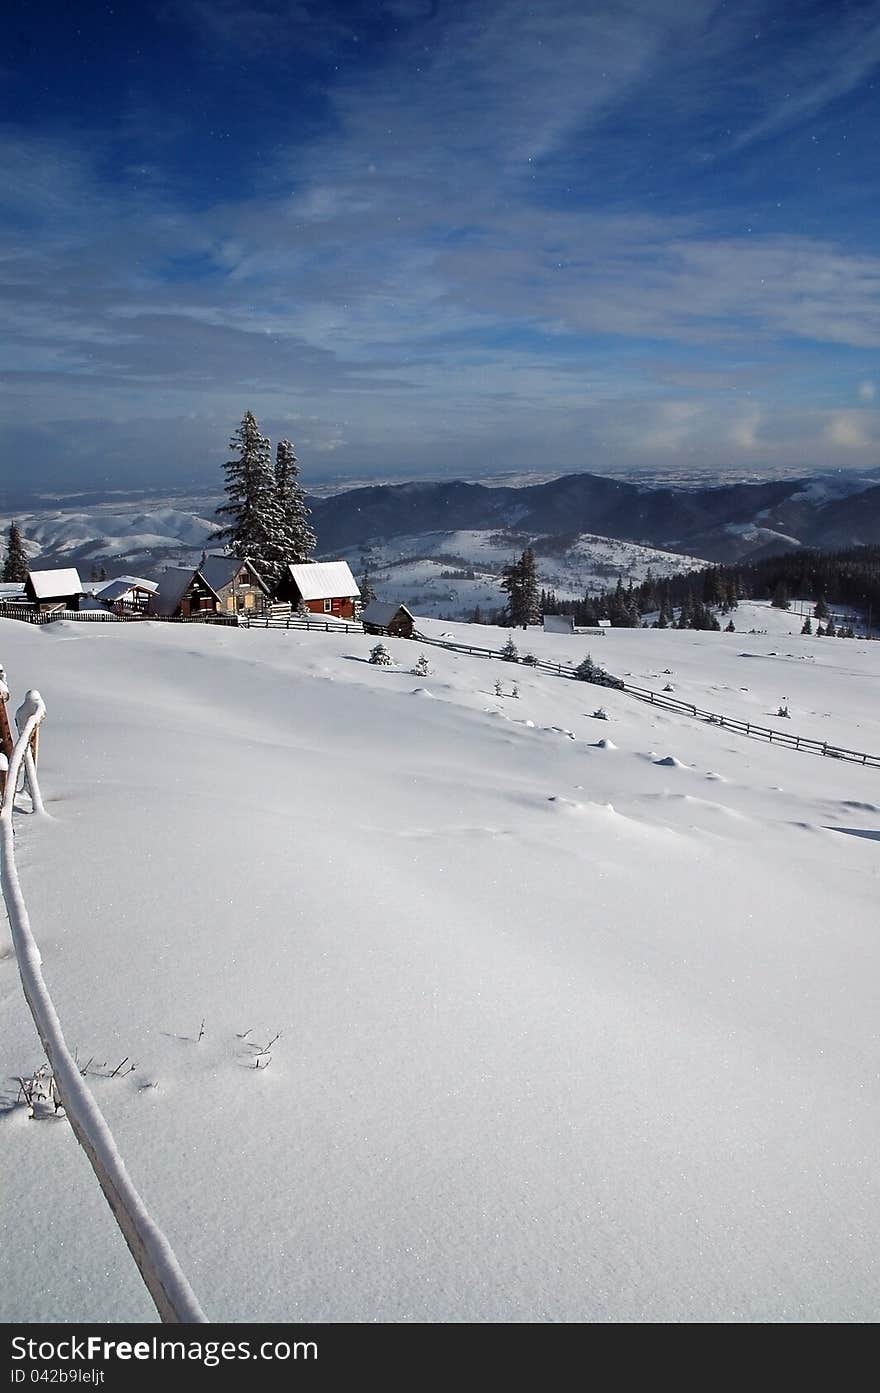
[276,562,360,619]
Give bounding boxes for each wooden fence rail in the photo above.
[412,630,880,769]
[242,613,365,634]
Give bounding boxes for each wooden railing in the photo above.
[412,630,880,769]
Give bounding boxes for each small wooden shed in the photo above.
[95,576,158,611]
[361,601,416,639]
[543,614,574,634]
[25,568,84,614]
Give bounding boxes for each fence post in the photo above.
[0,671,13,800]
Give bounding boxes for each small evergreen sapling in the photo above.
[575,654,595,681]
[412,653,430,677]
[500,634,519,662]
[369,642,393,666]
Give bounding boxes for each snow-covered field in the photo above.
[1,601,879,1323]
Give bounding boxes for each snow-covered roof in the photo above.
[543,614,574,634]
[27,568,83,600]
[150,567,210,617]
[200,555,269,594]
[96,577,158,602]
[361,601,413,627]
[288,561,359,601]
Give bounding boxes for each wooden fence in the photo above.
[242,612,365,635]
[412,630,880,769]
[0,604,239,627]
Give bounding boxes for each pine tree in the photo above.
[412,653,430,677]
[801,616,813,635]
[500,548,540,627]
[814,595,830,621]
[500,634,520,662]
[359,568,377,608]
[771,580,790,610]
[272,439,316,578]
[215,412,279,567]
[369,642,393,665]
[2,521,28,583]
[520,547,539,626]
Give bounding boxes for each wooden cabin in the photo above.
[276,561,360,620]
[149,567,220,619]
[361,601,416,639]
[198,555,270,618]
[25,568,84,614]
[95,576,157,612]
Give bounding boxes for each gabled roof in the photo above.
[287,561,359,601]
[27,567,83,600]
[149,567,219,617]
[200,554,269,595]
[97,576,158,602]
[361,601,413,627]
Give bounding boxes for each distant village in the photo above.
[0,411,422,639]
[0,556,422,639]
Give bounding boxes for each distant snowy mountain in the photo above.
[0,494,223,575]
[341,530,707,619]
[307,469,880,563]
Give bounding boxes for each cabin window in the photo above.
[323,598,332,613]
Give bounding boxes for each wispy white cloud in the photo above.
[4,1,880,485]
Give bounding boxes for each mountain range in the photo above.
[307,468,880,564]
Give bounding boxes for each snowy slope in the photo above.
[346,530,707,619]
[1,606,879,1322]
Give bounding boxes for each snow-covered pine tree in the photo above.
[412,653,430,677]
[369,642,393,665]
[215,412,279,568]
[500,634,519,662]
[575,654,596,681]
[271,439,316,580]
[2,521,28,582]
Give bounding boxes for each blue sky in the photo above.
[2,0,879,490]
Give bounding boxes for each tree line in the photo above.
[488,542,879,632]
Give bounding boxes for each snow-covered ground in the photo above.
[1,601,879,1322]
